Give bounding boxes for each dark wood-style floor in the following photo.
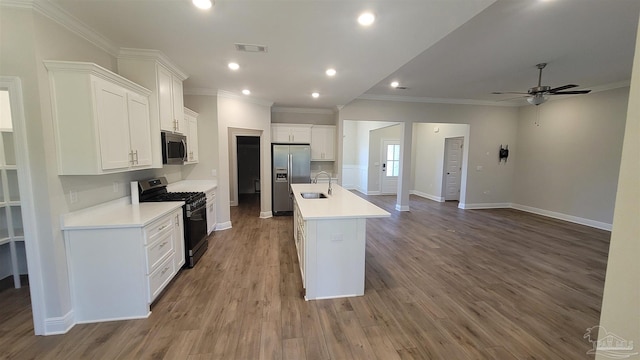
[0,194,610,359]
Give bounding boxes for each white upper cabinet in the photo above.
[44,61,153,175]
[271,124,312,143]
[156,64,185,134]
[311,125,336,161]
[184,108,199,164]
[118,49,188,167]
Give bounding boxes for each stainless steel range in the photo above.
[138,177,208,268]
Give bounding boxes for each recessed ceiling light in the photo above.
[390,81,399,88]
[358,12,375,26]
[228,62,240,70]
[193,0,212,10]
[326,68,336,77]
[312,92,320,98]
[242,89,251,95]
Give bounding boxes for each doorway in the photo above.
[380,139,400,194]
[443,137,464,201]
[236,136,261,205]
[0,77,43,334]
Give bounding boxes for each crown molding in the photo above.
[118,48,188,80]
[217,90,274,107]
[271,107,335,115]
[588,80,630,93]
[357,93,518,107]
[2,0,120,57]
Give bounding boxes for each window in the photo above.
[386,144,400,177]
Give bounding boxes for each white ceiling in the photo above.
[49,0,640,109]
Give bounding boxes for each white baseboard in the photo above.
[44,310,74,335]
[216,221,232,231]
[511,203,612,231]
[396,204,410,212]
[410,190,444,202]
[260,211,272,219]
[459,202,511,209]
[367,191,381,195]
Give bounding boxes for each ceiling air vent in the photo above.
[235,43,268,53]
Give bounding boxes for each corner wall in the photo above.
[596,15,640,359]
[513,87,629,228]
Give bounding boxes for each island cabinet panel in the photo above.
[303,218,366,300]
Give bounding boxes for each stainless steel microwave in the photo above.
[161,131,187,165]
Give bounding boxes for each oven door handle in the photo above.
[187,202,207,217]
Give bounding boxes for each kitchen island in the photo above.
[291,183,390,300]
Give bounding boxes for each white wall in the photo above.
[183,95,219,181]
[412,123,469,201]
[513,87,629,227]
[271,108,336,125]
[596,16,640,359]
[339,100,519,208]
[217,92,272,226]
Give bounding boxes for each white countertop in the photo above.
[167,179,217,193]
[291,183,390,220]
[62,198,184,230]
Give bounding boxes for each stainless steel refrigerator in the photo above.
[272,144,311,215]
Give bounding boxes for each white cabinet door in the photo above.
[95,79,131,170]
[271,125,290,143]
[157,64,174,133]
[185,110,199,164]
[206,189,216,234]
[127,93,152,167]
[271,124,312,143]
[290,125,312,143]
[173,210,185,269]
[172,77,185,134]
[311,126,335,161]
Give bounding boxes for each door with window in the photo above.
[381,139,400,194]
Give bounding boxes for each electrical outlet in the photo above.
[113,182,119,193]
[70,190,78,204]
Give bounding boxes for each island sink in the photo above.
[300,192,328,199]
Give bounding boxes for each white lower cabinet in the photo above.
[64,208,183,323]
[206,188,216,234]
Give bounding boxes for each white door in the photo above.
[381,139,400,194]
[443,137,463,201]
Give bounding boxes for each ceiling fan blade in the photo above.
[496,96,528,102]
[492,91,528,95]
[549,90,592,95]
[548,84,578,92]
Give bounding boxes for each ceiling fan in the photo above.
[492,63,592,105]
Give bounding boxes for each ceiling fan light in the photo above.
[527,94,548,106]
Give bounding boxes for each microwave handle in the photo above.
[181,139,188,162]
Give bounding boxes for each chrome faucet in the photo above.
[313,171,332,195]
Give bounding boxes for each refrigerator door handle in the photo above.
[288,153,292,198]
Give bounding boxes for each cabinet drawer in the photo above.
[146,229,174,274]
[148,255,175,302]
[145,214,175,245]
